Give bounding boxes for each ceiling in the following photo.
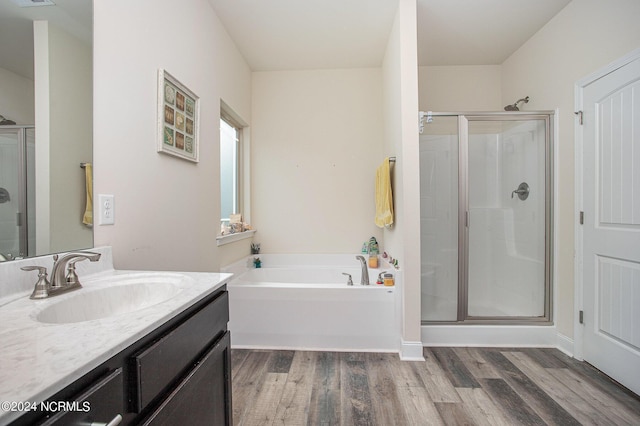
[0,0,572,79]
[0,0,91,80]
[209,0,572,70]
[208,0,400,71]
[417,0,571,66]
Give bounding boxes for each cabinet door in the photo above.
[141,332,232,426]
[39,368,124,426]
[132,291,229,412]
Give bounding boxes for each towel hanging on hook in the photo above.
[374,157,394,228]
[82,163,93,227]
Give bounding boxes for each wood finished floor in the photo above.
[231,347,640,426]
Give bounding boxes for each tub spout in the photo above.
[355,255,369,285]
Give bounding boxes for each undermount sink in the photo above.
[35,274,186,324]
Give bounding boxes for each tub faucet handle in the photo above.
[342,273,353,286]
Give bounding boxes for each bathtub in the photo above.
[225,254,399,352]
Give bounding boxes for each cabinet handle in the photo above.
[91,414,122,426]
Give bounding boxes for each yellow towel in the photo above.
[375,158,394,228]
[82,163,93,226]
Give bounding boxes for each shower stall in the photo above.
[0,126,35,260]
[420,112,553,323]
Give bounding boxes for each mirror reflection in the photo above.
[0,0,93,261]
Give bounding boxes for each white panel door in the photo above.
[582,55,640,395]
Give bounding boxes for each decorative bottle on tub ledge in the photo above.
[368,236,379,268]
[384,273,394,286]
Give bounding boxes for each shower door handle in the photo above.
[511,182,530,200]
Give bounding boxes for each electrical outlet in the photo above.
[98,194,115,225]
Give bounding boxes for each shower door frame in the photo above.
[422,111,554,325]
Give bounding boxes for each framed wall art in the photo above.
[157,69,199,162]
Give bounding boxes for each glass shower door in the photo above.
[0,127,34,260]
[465,116,550,318]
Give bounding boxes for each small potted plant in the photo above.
[253,257,261,268]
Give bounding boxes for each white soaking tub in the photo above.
[225,254,399,352]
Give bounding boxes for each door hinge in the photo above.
[579,310,584,324]
[16,212,22,227]
[579,211,584,224]
[575,110,583,125]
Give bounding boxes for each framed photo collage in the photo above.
[157,69,199,162]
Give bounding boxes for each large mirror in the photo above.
[0,0,93,261]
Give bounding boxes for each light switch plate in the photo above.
[98,194,115,225]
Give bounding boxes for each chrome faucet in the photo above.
[355,255,369,285]
[51,251,101,289]
[22,251,101,299]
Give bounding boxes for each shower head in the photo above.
[0,187,10,204]
[0,114,16,125]
[504,96,530,111]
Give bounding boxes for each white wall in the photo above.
[501,0,640,339]
[418,65,502,111]
[47,23,93,254]
[251,68,384,254]
[382,0,422,355]
[33,21,50,254]
[0,67,34,125]
[93,0,251,271]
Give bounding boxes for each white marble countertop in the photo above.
[0,268,232,424]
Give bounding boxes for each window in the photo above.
[220,117,239,223]
[218,102,252,245]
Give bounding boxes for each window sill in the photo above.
[216,229,256,246]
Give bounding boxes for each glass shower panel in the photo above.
[420,116,459,321]
[0,129,21,260]
[466,119,546,317]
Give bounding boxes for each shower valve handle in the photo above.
[511,182,530,200]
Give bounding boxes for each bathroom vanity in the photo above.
[0,249,233,426]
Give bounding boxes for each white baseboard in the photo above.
[421,325,558,348]
[555,332,574,357]
[400,339,425,361]
[230,332,398,353]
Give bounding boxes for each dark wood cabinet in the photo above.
[39,368,124,426]
[132,291,229,414]
[141,332,232,426]
[12,286,231,426]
